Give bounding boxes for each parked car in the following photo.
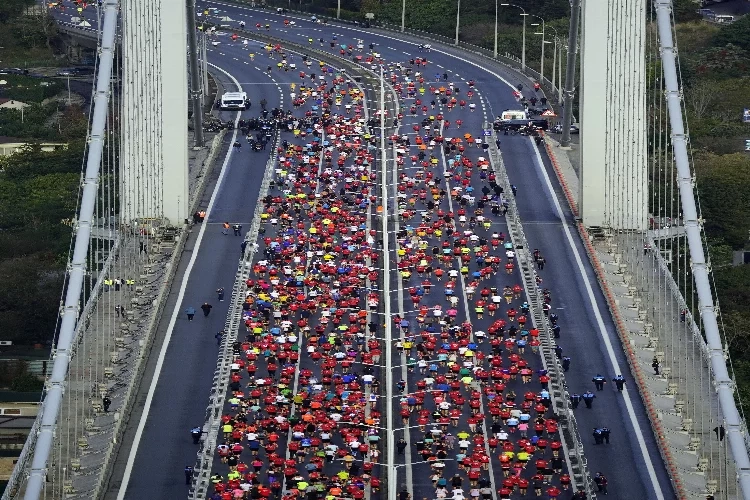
[550,123,580,134]
[0,68,28,75]
[56,67,94,77]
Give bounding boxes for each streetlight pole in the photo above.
[401,0,406,32]
[186,0,205,147]
[558,41,564,102]
[337,0,340,19]
[202,31,209,98]
[500,4,527,72]
[531,16,546,82]
[454,0,461,46]
[561,0,581,147]
[546,26,558,93]
[493,0,498,59]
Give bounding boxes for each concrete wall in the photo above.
[120,0,188,226]
[579,0,648,230]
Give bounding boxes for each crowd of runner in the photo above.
[197,27,591,500]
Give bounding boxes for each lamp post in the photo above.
[401,0,406,32]
[530,15,546,82]
[558,41,564,102]
[493,0,498,59]
[454,0,461,46]
[546,25,558,93]
[500,3,527,72]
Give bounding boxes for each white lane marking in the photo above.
[529,139,665,500]
[115,63,244,500]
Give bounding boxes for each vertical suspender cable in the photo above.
[23,2,119,498]
[654,2,750,497]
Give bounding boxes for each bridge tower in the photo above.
[120,0,189,225]
[579,0,648,230]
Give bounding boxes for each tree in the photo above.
[0,141,85,182]
[0,254,65,344]
[693,152,750,248]
[712,14,750,51]
[0,0,34,24]
[685,79,718,120]
[10,371,44,392]
[672,0,702,23]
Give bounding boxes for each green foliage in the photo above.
[9,371,43,392]
[693,152,750,249]
[707,239,734,269]
[14,14,50,49]
[0,254,65,344]
[0,101,85,141]
[0,74,63,103]
[0,141,84,181]
[692,44,750,79]
[0,0,34,24]
[0,104,59,140]
[672,0,702,23]
[714,266,750,312]
[712,14,750,51]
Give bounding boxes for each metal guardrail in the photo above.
[485,122,595,499]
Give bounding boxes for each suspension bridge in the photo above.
[2,0,748,499]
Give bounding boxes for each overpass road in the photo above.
[46,2,675,499]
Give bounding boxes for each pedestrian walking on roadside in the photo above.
[561,356,571,372]
[593,472,608,495]
[191,426,203,444]
[185,306,196,321]
[215,330,224,345]
[222,222,230,235]
[652,356,661,375]
[396,438,407,455]
[592,374,606,391]
[217,287,225,301]
[201,302,212,317]
[554,345,563,359]
[612,375,626,391]
[593,428,603,444]
[233,224,242,236]
[570,393,581,409]
[582,391,596,409]
[184,465,194,485]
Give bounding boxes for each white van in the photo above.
[220,91,249,110]
[501,110,527,121]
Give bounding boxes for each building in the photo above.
[0,395,40,482]
[0,137,68,157]
[0,99,29,111]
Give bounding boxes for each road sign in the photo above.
[745,139,750,152]
[483,130,491,136]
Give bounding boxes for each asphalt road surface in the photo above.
[45,2,676,498]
